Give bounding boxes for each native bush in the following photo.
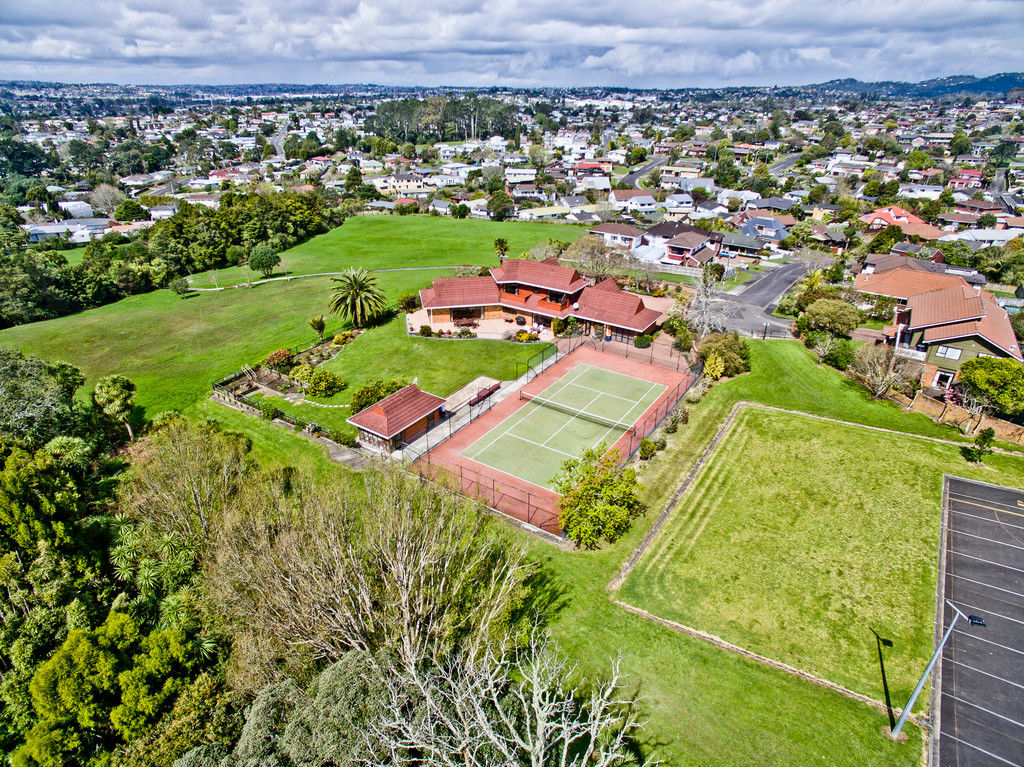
[634,334,653,349]
[303,370,346,398]
[349,378,411,414]
[697,332,750,377]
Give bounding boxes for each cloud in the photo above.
[0,0,1020,86]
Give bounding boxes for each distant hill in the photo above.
[800,73,1024,98]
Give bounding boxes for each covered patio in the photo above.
[406,308,555,341]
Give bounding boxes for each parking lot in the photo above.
[936,477,1024,766]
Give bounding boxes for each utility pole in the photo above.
[891,600,968,739]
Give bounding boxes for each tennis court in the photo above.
[461,363,666,488]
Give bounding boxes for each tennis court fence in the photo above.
[402,358,703,536]
[402,444,560,533]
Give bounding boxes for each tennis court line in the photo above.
[952,528,1024,552]
[541,387,607,448]
[952,508,1024,533]
[461,365,589,460]
[559,377,655,404]
[590,381,664,451]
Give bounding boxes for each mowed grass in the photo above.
[253,319,550,437]
[0,270,438,417]
[621,406,1024,706]
[187,216,587,287]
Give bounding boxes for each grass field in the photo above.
[187,216,586,287]
[621,406,1024,707]
[717,269,757,291]
[462,363,665,487]
[0,270,437,416]
[252,319,550,438]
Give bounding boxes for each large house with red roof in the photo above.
[418,258,663,342]
[858,267,1023,390]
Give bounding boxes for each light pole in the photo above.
[891,600,971,739]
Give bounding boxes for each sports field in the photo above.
[461,363,665,488]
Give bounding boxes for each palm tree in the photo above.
[493,237,509,260]
[328,269,388,328]
[308,315,326,343]
[796,269,824,296]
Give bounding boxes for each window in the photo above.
[935,345,962,360]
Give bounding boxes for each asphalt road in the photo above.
[936,477,1024,767]
[768,152,801,176]
[989,169,1007,195]
[723,261,806,309]
[622,156,668,188]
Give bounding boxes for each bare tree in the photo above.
[206,467,533,689]
[562,235,629,281]
[849,344,922,398]
[366,633,657,767]
[88,183,126,215]
[811,332,839,364]
[686,269,727,339]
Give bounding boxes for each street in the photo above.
[711,260,806,336]
[622,156,668,188]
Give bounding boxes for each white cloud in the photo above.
[0,0,1019,86]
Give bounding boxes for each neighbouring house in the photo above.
[608,189,657,214]
[718,231,764,261]
[857,251,986,286]
[347,384,446,451]
[588,222,644,249]
[741,217,789,245]
[859,205,924,231]
[664,230,718,266]
[884,282,1022,390]
[417,258,663,342]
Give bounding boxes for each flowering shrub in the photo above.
[332,331,356,346]
[263,349,294,372]
[289,363,313,382]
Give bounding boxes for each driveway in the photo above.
[768,153,801,175]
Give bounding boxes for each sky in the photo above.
[1,0,1022,89]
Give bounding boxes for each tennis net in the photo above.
[519,391,636,433]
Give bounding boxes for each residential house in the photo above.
[608,189,657,214]
[741,217,789,245]
[664,230,718,266]
[882,280,1022,390]
[417,258,663,342]
[588,222,644,249]
[718,231,764,261]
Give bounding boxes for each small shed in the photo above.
[347,385,446,451]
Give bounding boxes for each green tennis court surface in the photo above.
[462,363,665,488]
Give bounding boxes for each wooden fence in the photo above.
[896,391,1024,444]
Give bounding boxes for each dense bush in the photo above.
[419,324,433,337]
[800,298,860,337]
[256,400,282,420]
[349,377,411,414]
[398,292,421,312]
[824,339,855,371]
[638,439,657,460]
[302,369,346,398]
[331,330,355,346]
[634,334,653,349]
[697,332,750,377]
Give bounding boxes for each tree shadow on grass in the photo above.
[512,564,570,632]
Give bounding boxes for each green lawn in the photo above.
[621,406,1024,707]
[187,216,586,287]
[252,319,550,438]
[717,269,757,291]
[62,246,87,265]
[0,270,438,417]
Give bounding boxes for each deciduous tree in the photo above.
[553,446,645,549]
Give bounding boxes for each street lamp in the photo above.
[890,600,977,739]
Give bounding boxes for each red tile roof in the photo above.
[347,385,445,439]
[854,267,966,300]
[490,259,589,293]
[420,276,500,309]
[907,284,985,327]
[574,287,662,332]
[859,205,924,227]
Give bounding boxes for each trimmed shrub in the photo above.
[332,330,356,346]
[419,325,433,337]
[303,369,346,398]
[697,332,750,377]
[398,292,421,312]
[289,363,313,382]
[634,334,653,349]
[672,326,693,352]
[349,377,410,413]
[638,439,658,460]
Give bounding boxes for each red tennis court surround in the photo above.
[412,345,697,535]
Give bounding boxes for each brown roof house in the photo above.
[870,270,1023,391]
[347,384,446,451]
[418,258,663,343]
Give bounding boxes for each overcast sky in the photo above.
[1,0,1022,88]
